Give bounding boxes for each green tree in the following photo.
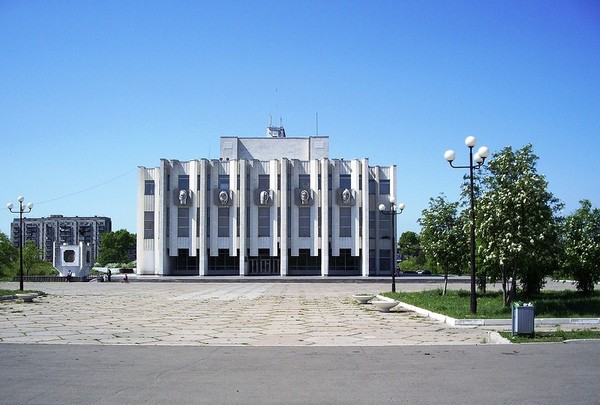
[0,231,18,277]
[97,229,136,266]
[561,200,600,293]
[418,194,468,295]
[23,241,44,276]
[478,144,562,304]
[397,231,421,259]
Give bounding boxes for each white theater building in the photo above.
[136,127,398,277]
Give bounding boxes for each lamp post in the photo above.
[378,198,405,293]
[7,196,34,291]
[444,136,489,314]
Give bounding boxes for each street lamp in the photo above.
[7,196,34,291]
[378,198,405,293]
[444,136,489,314]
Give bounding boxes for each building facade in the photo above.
[10,215,112,263]
[136,128,397,277]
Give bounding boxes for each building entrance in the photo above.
[248,257,280,275]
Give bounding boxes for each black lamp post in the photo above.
[378,199,405,293]
[444,136,489,314]
[7,196,34,291]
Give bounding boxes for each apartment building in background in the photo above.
[10,215,112,263]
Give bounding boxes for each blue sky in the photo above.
[1,0,599,235]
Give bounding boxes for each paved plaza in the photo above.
[0,279,501,346]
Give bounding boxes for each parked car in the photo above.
[417,269,432,275]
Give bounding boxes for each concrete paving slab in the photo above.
[1,280,510,346]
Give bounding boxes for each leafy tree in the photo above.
[23,241,44,276]
[561,200,600,293]
[397,231,421,259]
[0,231,18,277]
[418,194,468,295]
[478,144,562,304]
[97,229,136,266]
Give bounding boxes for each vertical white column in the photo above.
[310,159,320,258]
[190,161,199,258]
[230,159,239,257]
[320,159,329,276]
[280,158,288,276]
[361,159,370,277]
[239,160,247,276]
[198,160,208,276]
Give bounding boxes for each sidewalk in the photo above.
[0,280,503,346]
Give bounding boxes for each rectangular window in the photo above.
[166,208,170,236]
[369,211,376,239]
[258,174,270,189]
[178,175,189,190]
[144,180,155,195]
[299,174,310,190]
[340,174,351,189]
[380,179,390,195]
[380,213,391,237]
[380,249,391,272]
[218,175,229,190]
[340,207,351,237]
[144,211,154,239]
[177,208,189,237]
[369,179,376,194]
[258,207,270,237]
[218,207,229,237]
[299,207,310,237]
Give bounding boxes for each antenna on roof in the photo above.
[266,116,286,138]
[316,112,319,136]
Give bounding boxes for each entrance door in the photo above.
[249,258,280,275]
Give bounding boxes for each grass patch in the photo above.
[0,289,38,297]
[500,328,600,343]
[383,289,600,319]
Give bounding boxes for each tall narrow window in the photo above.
[177,208,189,237]
[340,174,351,190]
[258,207,270,237]
[144,180,155,195]
[218,175,229,190]
[144,211,154,239]
[206,206,210,237]
[299,174,310,190]
[218,207,229,237]
[299,207,310,237]
[340,207,351,237]
[369,179,376,194]
[380,212,391,237]
[369,211,376,239]
[178,175,189,190]
[380,179,390,195]
[258,174,270,189]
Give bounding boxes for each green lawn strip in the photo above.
[383,289,600,319]
[500,329,600,343]
[1,289,39,297]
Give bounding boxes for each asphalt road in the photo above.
[1,342,599,404]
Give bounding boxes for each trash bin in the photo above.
[512,302,535,336]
